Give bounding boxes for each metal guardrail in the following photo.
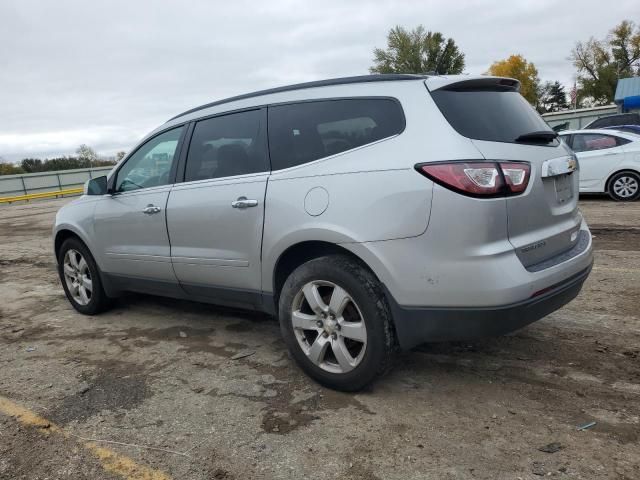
[0,166,113,198]
[0,187,84,204]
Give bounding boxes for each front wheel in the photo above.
[278,255,395,391]
[58,237,112,315]
[608,171,640,201]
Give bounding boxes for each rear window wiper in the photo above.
[515,131,558,143]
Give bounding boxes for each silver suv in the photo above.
[54,74,594,391]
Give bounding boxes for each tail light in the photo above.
[500,162,530,194]
[416,161,530,197]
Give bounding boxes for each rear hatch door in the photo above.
[427,76,582,268]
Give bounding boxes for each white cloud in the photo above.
[1,0,637,160]
[0,127,143,160]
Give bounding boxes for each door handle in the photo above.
[231,196,258,209]
[143,204,161,214]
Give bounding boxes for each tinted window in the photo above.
[589,113,640,128]
[185,109,267,181]
[618,126,640,136]
[430,89,556,144]
[268,99,405,170]
[571,134,619,153]
[115,127,183,192]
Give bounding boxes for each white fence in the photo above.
[0,167,113,197]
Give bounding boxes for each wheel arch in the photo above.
[54,226,120,298]
[271,240,382,309]
[54,227,90,263]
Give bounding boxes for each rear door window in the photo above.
[571,134,619,153]
[184,109,268,181]
[268,98,405,170]
[430,88,557,145]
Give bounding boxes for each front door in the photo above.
[94,126,184,284]
[166,109,269,308]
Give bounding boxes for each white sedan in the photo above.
[559,129,640,201]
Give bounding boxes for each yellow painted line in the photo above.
[0,187,83,204]
[0,394,171,480]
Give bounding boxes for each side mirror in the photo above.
[84,175,108,195]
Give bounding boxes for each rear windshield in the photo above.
[430,88,556,145]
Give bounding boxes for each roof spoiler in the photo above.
[425,76,520,93]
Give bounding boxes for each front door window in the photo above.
[115,127,183,192]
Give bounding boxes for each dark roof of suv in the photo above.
[168,74,428,121]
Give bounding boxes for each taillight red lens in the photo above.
[416,161,530,197]
[419,162,503,196]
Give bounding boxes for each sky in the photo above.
[0,0,638,162]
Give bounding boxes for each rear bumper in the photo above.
[386,263,592,350]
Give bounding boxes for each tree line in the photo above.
[370,20,640,112]
[0,145,125,176]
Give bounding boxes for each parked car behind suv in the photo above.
[584,113,640,129]
[559,129,640,201]
[54,74,593,391]
[603,124,640,136]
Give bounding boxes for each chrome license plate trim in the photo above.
[542,155,578,178]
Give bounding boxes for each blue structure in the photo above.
[614,77,640,112]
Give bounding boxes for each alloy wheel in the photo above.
[62,249,92,306]
[613,175,639,199]
[291,280,367,374]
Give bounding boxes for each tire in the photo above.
[278,254,395,392]
[607,171,640,202]
[57,237,112,315]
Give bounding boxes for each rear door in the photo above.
[166,108,269,308]
[427,78,582,268]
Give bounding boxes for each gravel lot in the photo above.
[0,196,638,480]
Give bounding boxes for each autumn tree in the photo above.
[610,20,640,77]
[370,26,465,75]
[487,54,540,105]
[571,20,640,105]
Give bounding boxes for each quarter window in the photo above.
[184,109,267,181]
[115,127,183,192]
[268,99,405,170]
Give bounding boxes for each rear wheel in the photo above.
[607,171,640,201]
[278,254,395,391]
[58,237,112,315]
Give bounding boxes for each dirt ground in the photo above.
[0,196,638,480]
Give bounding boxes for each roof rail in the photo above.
[168,74,427,122]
